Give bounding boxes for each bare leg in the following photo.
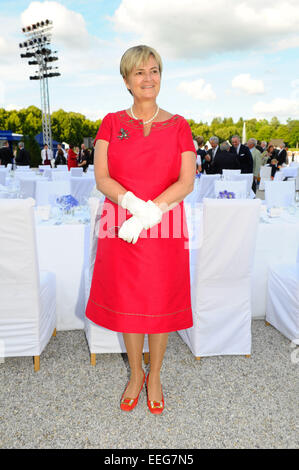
[122,333,145,398]
[147,333,168,401]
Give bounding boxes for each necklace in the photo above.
[130,105,159,125]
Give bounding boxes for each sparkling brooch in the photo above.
[117,128,129,140]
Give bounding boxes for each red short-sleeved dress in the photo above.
[85,110,195,334]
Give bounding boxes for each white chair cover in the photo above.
[214,179,247,198]
[51,170,70,181]
[70,176,95,205]
[16,165,30,170]
[290,162,299,167]
[84,197,149,355]
[0,169,7,186]
[266,260,299,344]
[0,198,56,358]
[259,166,272,190]
[265,180,295,208]
[70,167,83,177]
[222,169,241,179]
[19,177,37,199]
[87,165,94,172]
[178,198,261,357]
[52,166,68,171]
[194,174,221,203]
[35,180,71,206]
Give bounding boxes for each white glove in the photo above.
[138,200,163,230]
[121,191,163,230]
[118,216,144,244]
[121,191,148,217]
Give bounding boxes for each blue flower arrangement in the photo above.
[218,190,235,199]
[56,194,79,211]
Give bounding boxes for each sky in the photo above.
[0,0,299,124]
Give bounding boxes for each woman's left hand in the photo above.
[118,216,144,244]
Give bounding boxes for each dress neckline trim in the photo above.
[116,110,181,131]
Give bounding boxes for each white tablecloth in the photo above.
[36,221,90,330]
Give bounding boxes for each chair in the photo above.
[16,165,30,170]
[70,176,95,205]
[35,180,71,206]
[70,167,83,177]
[84,197,149,366]
[222,169,241,179]
[259,166,272,190]
[19,177,37,199]
[230,173,254,197]
[0,198,56,371]
[178,198,261,358]
[0,169,7,186]
[194,174,221,203]
[266,248,299,345]
[265,180,295,208]
[214,179,247,198]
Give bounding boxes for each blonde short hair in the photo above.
[120,45,163,80]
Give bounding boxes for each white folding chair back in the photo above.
[19,177,37,199]
[178,199,261,357]
[70,176,95,205]
[197,174,221,202]
[0,198,56,364]
[265,180,295,208]
[84,197,149,358]
[214,179,247,198]
[222,169,241,179]
[70,167,83,177]
[259,166,272,190]
[0,169,7,186]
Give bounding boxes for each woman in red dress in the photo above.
[67,144,78,171]
[85,45,196,414]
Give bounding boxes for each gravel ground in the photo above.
[0,320,298,449]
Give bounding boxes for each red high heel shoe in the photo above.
[146,373,164,415]
[120,370,145,412]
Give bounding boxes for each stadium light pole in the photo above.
[19,19,61,152]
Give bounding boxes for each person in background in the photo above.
[230,135,253,174]
[77,143,90,172]
[195,136,206,173]
[41,144,53,166]
[276,143,287,166]
[204,136,220,173]
[246,138,261,193]
[55,148,67,167]
[55,143,67,161]
[67,144,78,171]
[211,141,240,174]
[15,142,30,167]
[0,141,13,167]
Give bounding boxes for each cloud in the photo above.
[177,79,216,101]
[21,1,90,50]
[253,98,299,118]
[232,74,265,95]
[111,0,299,58]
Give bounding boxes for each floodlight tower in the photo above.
[19,19,61,152]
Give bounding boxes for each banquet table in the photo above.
[33,199,299,331]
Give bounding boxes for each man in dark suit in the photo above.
[0,141,13,167]
[276,143,287,166]
[230,135,253,173]
[212,141,240,173]
[204,136,220,173]
[15,142,30,166]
